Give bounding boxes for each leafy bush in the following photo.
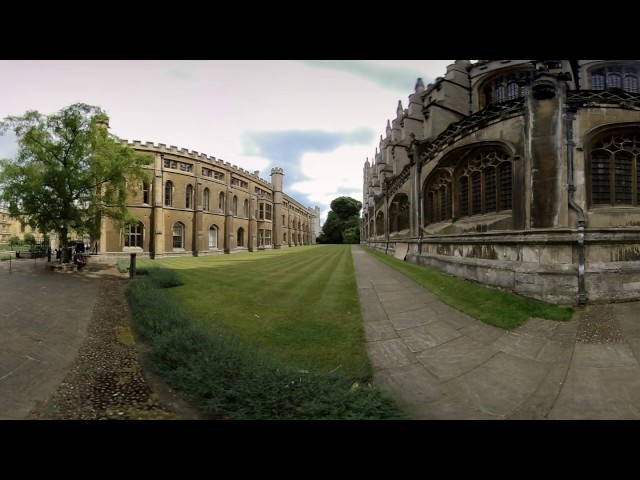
[23,232,36,245]
[147,266,184,288]
[126,278,188,342]
[8,235,21,247]
[117,259,182,287]
[117,258,130,273]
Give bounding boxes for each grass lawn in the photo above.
[134,244,372,381]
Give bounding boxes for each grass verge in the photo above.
[363,246,575,330]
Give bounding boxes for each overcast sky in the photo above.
[0,60,457,224]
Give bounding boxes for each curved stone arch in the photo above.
[375,210,385,237]
[185,184,194,209]
[203,187,210,211]
[423,168,453,225]
[584,61,640,91]
[582,122,640,148]
[237,227,245,247]
[164,180,173,207]
[476,66,535,108]
[424,141,517,224]
[389,192,410,232]
[208,224,219,249]
[388,202,398,233]
[172,221,186,249]
[454,149,512,217]
[438,140,519,169]
[583,124,640,207]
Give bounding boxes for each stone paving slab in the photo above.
[382,297,428,315]
[493,332,549,360]
[412,394,501,420]
[437,310,479,331]
[515,317,562,337]
[571,343,637,367]
[0,259,106,420]
[458,322,506,346]
[373,363,445,409]
[363,321,399,342]
[397,321,463,352]
[366,338,419,370]
[376,288,426,302]
[508,345,574,420]
[388,306,440,330]
[534,339,566,363]
[626,337,640,363]
[441,352,551,417]
[416,335,498,382]
[359,304,388,323]
[548,365,640,420]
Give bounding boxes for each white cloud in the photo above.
[0,60,461,226]
[289,144,371,220]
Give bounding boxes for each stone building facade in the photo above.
[362,60,640,305]
[0,206,10,244]
[0,204,41,245]
[98,141,318,259]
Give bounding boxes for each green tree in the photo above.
[342,225,360,244]
[0,103,153,263]
[23,232,36,246]
[318,196,362,244]
[8,235,21,247]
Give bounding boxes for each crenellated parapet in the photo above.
[282,193,318,218]
[123,140,274,189]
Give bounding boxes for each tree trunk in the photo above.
[59,228,70,263]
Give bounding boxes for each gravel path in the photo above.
[575,303,624,344]
[27,272,208,420]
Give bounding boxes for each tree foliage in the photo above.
[23,232,36,245]
[342,226,360,244]
[8,235,21,247]
[317,196,362,244]
[0,103,153,262]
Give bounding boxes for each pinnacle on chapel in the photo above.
[415,78,424,93]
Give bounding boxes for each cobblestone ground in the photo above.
[575,303,624,344]
[27,272,206,420]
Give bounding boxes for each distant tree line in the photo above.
[316,196,361,244]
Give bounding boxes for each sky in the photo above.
[0,60,458,224]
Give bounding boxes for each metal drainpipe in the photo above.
[566,107,587,305]
[415,155,423,256]
[384,194,389,255]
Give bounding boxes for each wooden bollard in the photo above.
[129,252,136,278]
